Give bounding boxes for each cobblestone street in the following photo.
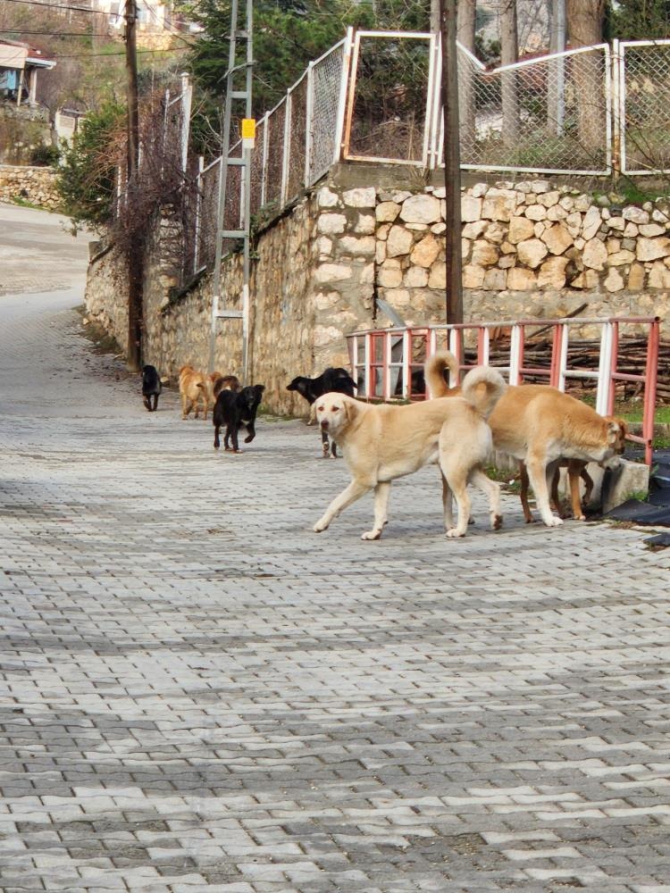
[1,204,669,893]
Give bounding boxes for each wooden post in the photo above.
[440,0,463,324]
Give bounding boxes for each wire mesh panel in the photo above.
[222,139,243,256]
[250,116,267,219]
[195,158,220,274]
[286,76,308,202]
[451,44,611,175]
[344,32,433,165]
[163,93,184,171]
[265,100,287,210]
[621,41,670,175]
[309,40,346,183]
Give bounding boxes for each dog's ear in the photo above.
[341,395,358,423]
[256,385,266,396]
[607,420,623,446]
[614,417,628,439]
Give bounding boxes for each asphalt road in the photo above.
[1,203,669,893]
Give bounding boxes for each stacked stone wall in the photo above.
[84,170,670,418]
[0,165,60,210]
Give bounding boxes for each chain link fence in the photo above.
[620,40,670,175]
[309,41,348,182]
[193,157,220,275]
[454,44,611,175]
[140,36,670,284]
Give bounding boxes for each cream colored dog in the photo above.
[178,365,210,420]
[313,365,506,541]
[427,352,627,528]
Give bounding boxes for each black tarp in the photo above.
[605,448,670,527]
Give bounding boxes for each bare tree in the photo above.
[500,0,520,148]
[567,0,606,153]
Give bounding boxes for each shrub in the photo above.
[30,143,60,167]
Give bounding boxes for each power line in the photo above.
[0,27,94,35]
[52,44,189,57]
[0,0,197,48]
[0,0,99,12]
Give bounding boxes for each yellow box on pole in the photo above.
[241,118,256,148]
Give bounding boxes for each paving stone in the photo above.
[1,208,670,891]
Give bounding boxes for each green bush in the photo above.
[30,143,60,167]
[57,101,125,230]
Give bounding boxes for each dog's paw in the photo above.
[361,529,382,541]
[491,514,503,530]
[313,520,329,533]
[446,527,466,538]
[544,516,564,527]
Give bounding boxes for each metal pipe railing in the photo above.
[347,317,661,464]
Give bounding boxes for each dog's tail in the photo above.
[461,366,507,419]
[424,350,459,398]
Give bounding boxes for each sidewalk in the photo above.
[1,239,670,891]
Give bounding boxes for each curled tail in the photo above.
[461,366,507,419]
[424,350,460,398]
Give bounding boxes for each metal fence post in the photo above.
[193,155,204,274]
[305,61,314,187]
[333,27,354,166]
[281,89,292,208]
[180,73,192,172]
[610,40,621,177]
[596,322,614,417]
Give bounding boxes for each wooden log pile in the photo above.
[464,336,670,404]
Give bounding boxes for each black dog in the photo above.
[142,365,162,412]
[213,384,265,453]
[287,367,357,457]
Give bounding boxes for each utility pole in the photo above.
[125,0,142,371]
[440,0,463,325]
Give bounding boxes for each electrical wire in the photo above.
[51,44,190,58]
[0,0,98,12]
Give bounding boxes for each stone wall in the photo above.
[314,177,669,342]
[84,169,670,417]
[0,164,60,210]
[84,242,129,351]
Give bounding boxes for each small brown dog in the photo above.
[210,372,241,399]
[179,365,210,420]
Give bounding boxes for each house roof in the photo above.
[0,38,56,70]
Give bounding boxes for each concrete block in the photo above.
[557,459,649,514]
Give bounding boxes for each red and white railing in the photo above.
[347,317,661,465]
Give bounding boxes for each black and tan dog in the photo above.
[213,384,265,453]
[287,367,357,457]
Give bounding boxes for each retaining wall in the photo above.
[0,164,60,210]
[84,167,670,417]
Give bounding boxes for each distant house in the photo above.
[0,39,56,108]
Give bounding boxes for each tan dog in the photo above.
[519,417,628,522]
[210,372,241,399]
[179,365,210,420]
[313,365,506,541]
[427,352,627,528]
